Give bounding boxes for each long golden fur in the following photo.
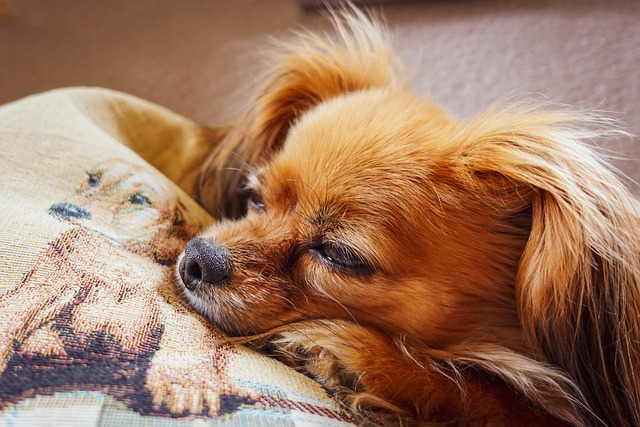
[177,8,640,427]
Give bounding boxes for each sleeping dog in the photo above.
[177,9,640,427]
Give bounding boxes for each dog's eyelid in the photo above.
[310,240,374,275]
[246,188,265,214]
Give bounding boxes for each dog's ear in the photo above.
[462,103,640,427]
[249,8,400,155]
[198,9,402,219]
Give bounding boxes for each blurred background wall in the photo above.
[1,0,639,187]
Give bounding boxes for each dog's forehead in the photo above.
[267,90,453,208]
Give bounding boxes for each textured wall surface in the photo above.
[1,0,639,188]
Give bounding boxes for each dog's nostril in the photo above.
[187,261,202,282]
[180,238,233,290]
[180,256,204,291]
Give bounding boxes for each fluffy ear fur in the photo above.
[196,9,402,219]
[461,103,640,427]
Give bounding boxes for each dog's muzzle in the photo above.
[179,238,233,291]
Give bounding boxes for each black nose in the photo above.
[49,203,92,220]
[179,238,233,291]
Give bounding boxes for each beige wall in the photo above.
[1,0,639,189]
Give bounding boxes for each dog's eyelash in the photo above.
[243,189,265,214]
[309,242,373,275]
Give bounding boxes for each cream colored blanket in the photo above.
[0,87,353,426]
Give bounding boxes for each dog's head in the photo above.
[182,90,534,342]
[179,10,640,426]
[179,11,533,344]
[50,159,198,264]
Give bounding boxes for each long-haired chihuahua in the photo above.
[176,8,640,427]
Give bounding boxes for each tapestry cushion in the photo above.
[0,87,354,426]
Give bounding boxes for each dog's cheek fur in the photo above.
[292,210,525,350]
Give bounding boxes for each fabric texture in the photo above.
[0,87,354,426]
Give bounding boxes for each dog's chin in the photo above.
[174,286,259,338]
[173,275,238,336]
[183,293,236,336]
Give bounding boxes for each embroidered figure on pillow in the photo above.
[0,159,253,417]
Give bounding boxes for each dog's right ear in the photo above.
[198,8,402,219]
[461,103,640,427]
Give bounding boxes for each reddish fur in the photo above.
[180,8,640,427]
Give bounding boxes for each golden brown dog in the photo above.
[177,9,640,427]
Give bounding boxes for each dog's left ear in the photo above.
[198,9,402,218]
[248,8,401,156]
[462,103,640,427]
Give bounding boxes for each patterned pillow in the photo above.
[0,87,354,426]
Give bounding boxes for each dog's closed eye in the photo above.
[309,241,373,275]
[247,190,265,214]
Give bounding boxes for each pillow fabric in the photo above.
[0,88,355,426]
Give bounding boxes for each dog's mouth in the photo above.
[176,278,244,336]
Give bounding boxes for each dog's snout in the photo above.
[49,202,92,220]
[179,238,233,291]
